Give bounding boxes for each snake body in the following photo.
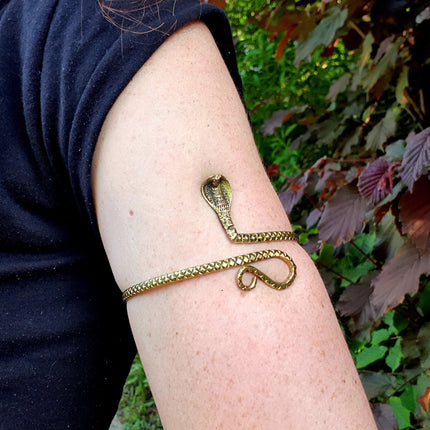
[122,175,298,302]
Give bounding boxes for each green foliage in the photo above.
[118,356,162,429]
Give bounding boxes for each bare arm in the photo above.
[92,22,376,429]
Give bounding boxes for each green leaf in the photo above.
[318,244,334,266]
[351,231,377,257]
[383,311,399,335]
[339,261,375,286]
[388,396,411,429]
[371,328,392,345]
[393,312,410,334]
[362,104,374,123]
[348,337,366,354]
[418,281,430,317]
[400,384,417,414]
[386,338,403,372]
[396,66,409,105]
[365,109,398,151]
[355,345,388,369]
[295,7,347,64]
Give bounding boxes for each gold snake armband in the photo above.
[122,175,298,302]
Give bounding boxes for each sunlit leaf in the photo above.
[399,127,430,192]
[355,344,388,368]
[399,176,430,253]
[339,261,375,286]
[388,396,411,429]
[319,183,369,246]
[400,384,417,414]
[396,66,409,105]
[358,158,393,204]
[372,328,392,345]
[365,109,397,152]
[295,7,347,64]
[383,311,400,335]
[386,338,403,372]
[370,241,430,320]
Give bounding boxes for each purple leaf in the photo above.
[306,208,322,228]
[261,106,307,135]
[370,240,430,320]
[373,36,395,63]
[279,177,306,214]
[318,183,369,246]
[336,281,374,318]
[399,127,430,192]
[302,235,321,255]
[290,130,311,150]
[358,158,393,204]
[399,176,430,253]
[326,73,350,102]
[372,403,398,430]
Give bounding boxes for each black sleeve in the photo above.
[38,0,242,232]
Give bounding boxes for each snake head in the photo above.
[201,174,233,218]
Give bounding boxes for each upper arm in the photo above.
[92,22,375,430]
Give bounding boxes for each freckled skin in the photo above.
[93,22,377,430]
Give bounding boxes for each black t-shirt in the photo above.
[0,0,241,428]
